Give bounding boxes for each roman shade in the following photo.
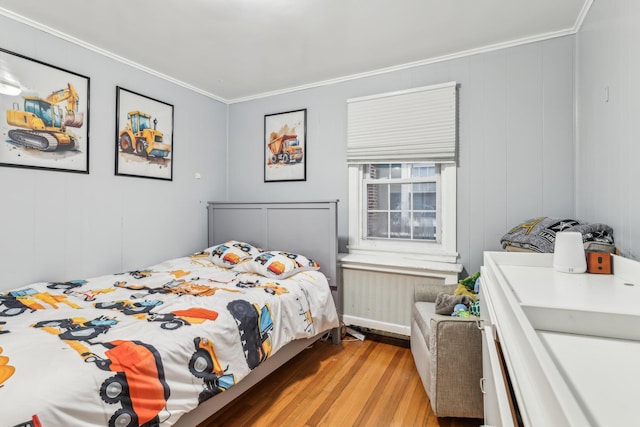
[347,81,457,164]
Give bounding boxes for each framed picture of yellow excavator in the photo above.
[115,87,174,181]
[264,108,306,182]
[0,47,90,173]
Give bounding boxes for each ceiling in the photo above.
[0,0,590,103]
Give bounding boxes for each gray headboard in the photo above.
[207,201,339,296]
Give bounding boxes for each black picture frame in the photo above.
[0,46,90,173]
[115,86,174,181]
[264,108,306,182]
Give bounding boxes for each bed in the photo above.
[0,201,340,427]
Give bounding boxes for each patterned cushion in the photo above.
[204,240,263,268]
[233,250,320,279]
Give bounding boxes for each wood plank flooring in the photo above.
[197,334,483,427]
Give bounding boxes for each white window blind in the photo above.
[347,81,457,164]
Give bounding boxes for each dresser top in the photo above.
[482,251,640,426]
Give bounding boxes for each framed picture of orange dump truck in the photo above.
[264,108,306,182]
[115,86,174,181]
[0,46,90,173]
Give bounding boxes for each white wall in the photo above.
[0,14,583,284]
[227,36,576,275]
[576,0,640,260]
[0,15,228,288]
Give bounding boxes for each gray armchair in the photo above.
[410,283,483,419]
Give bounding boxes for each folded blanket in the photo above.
[435,293,474,315]
[500,217,615,253]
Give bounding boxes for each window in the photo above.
[365,163,438,241]
[346,82,458,265]
[348,161,457,263]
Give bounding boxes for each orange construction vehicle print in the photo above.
[90,340,170,427]
[267,124,303,165]
[148,308,218,330]
[33,317,171,427]
[94,299,219,330]
[12,415,41,427]
[264,109,306,182]
[210,244,244,266]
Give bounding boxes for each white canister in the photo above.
[553,231,587,273]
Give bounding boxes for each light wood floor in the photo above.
[198,334,483,427]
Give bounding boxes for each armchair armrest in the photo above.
[428,315,483,418]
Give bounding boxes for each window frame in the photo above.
[348,162,458,264]
[363,163,440,242]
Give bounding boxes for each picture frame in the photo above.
[115,86,174,181]
[0,47,90,174]
[264,108,306,182]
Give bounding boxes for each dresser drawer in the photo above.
[481,324,516,427]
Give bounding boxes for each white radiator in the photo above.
[341,266,451,336]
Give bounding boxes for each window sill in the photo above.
[346,244,459,264]
[339,252,462,280]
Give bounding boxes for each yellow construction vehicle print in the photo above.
[114,279,241,298]
[5,83,84,151]
[235,278,289,296]
[0,346,16,388]
[189,337,236,403]
[296,288,314,334]
[170,270,190,279]
[0,288,80,316]
[47,280,115,302]
[127,270,153,280]
[118,110,171,158]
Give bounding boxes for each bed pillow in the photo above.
[233,250,320,279]
[205,240,263,268]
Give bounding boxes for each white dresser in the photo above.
[479,251,640,427]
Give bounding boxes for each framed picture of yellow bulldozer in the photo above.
[264,108,306,182]
[0,47,90,173]
[115,86,174,181]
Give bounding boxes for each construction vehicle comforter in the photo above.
[0,243,339,427]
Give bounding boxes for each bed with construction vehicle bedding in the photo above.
[0,201,340,427]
